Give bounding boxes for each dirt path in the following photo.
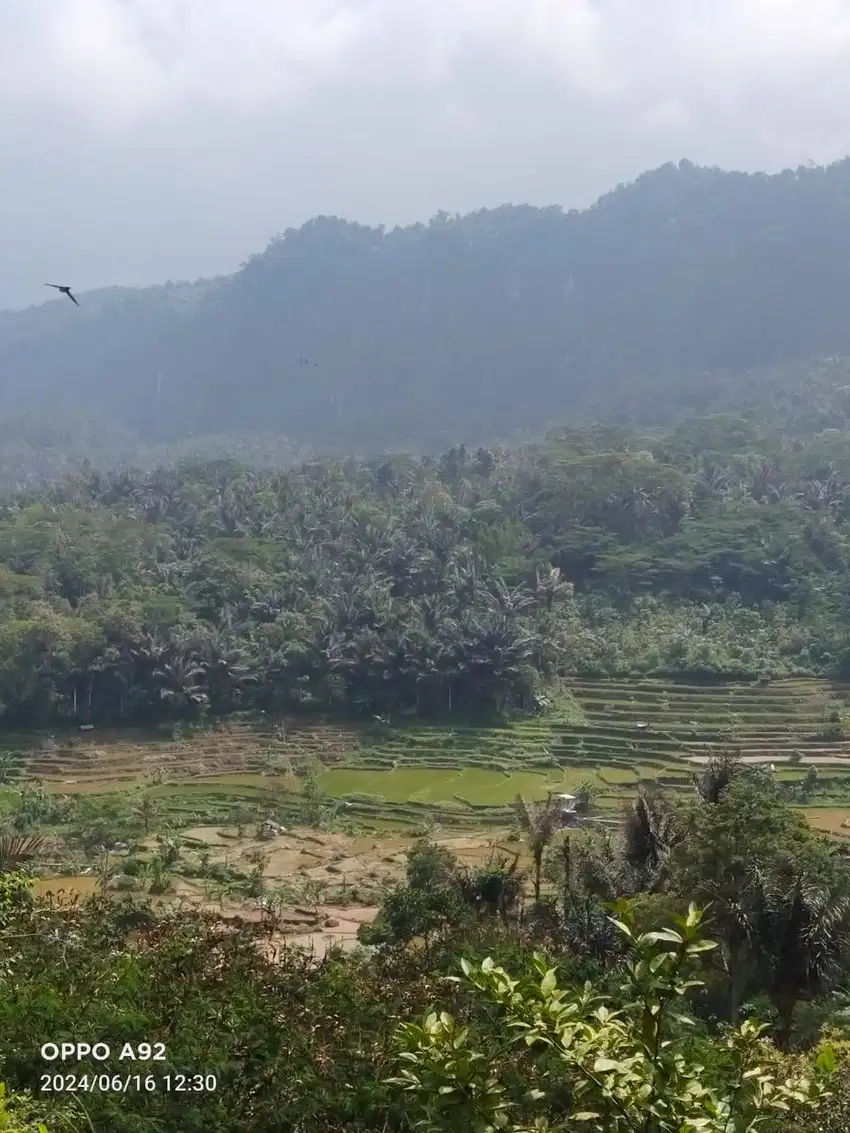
[685,753,850,765]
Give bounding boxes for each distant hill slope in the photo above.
[0,413,311,493]
[6,157,850,452]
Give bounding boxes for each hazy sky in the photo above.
[3,0,850,310]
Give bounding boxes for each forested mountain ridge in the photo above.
[6,158,850,452]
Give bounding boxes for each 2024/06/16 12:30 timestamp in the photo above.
[40,1073,217,1094]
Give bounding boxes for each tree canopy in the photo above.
[0,407,849,727]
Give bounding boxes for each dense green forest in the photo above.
[7,159,850,453]
[1,399,850,728]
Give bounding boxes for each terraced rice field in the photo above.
[563,678,850,764]
[11,719,347,800]
[12,677,850,830]
[801,808,850,838]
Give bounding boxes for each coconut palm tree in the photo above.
[694,748,744,804]
[746,859,850,1048]
[513,793,562,903]
[132,793,158,836]
[622,785,680,892]
[534,564,573,611]
[153,652,208,714]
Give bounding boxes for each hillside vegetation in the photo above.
[2,759,850,1132]
[6,159,850,453]
[2,406,850,729]
[3,469,850,1129]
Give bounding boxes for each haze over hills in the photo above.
[6,157,850,464]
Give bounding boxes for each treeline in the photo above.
[2,410,850,728]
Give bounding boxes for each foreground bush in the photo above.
[390,905,836,1133]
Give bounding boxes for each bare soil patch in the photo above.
[805,809,850,837]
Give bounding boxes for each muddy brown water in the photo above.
[34,875,101,898]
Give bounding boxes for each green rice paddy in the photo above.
[20,677,850,832]
[315,766,589,805]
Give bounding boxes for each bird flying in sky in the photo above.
[45,284,79,307]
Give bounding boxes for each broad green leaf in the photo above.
[541,968,557,995]
[607,918,633,938]
[593,1058,620,1072]
[815,1045,836,1074]
[643,929,684,945]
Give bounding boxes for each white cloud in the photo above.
[1,0,368,123]
[3,0,850,308]
[4,0,850,141]
[0,1,628,126]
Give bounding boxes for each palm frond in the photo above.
[0,834,45,873]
